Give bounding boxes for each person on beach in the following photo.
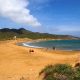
[13,36,17,40]
[29,49,34,53]
[53,46,56,50]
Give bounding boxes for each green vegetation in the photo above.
[0,28,79,40]
[39,64,80,80]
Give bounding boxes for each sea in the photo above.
[22,40,80,50]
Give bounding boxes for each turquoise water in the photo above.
[22,40,80,50]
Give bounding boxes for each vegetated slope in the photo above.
[0,28,79,40]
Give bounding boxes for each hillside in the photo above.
[0,28,79,40]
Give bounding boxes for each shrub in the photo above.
[73,66,80,80]
[39,64,75,80]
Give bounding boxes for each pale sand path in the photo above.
[0,39,80,80]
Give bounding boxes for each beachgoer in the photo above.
[13,36,17,40]
[53,46,56,50]
[29,49,34,53]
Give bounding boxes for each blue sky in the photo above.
[0,0,80,37]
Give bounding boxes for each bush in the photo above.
[39,64,77,80]
[74,66,80,80]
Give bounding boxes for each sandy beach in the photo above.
[0,39,80,80]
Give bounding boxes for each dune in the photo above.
[0,39,79,80]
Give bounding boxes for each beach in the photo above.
[0,39,80,80]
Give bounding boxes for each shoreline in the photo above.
[17,39,80,51]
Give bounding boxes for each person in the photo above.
[13,36,17,40]
[29,49,34,53]
[53,46,56,50]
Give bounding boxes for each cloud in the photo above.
[0,0,41,27]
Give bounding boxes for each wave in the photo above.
[22,43,43,48]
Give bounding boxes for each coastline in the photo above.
[0,38,80,80]
[17,39,80,51]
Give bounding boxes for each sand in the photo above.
[0,39,80,80]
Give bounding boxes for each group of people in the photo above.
[29,49,34,53]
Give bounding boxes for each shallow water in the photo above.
[22,40,80,50]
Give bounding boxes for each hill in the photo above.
[0,28,79,40]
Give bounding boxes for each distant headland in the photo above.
[0,28,79,40]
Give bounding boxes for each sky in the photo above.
[0,0,80,37]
